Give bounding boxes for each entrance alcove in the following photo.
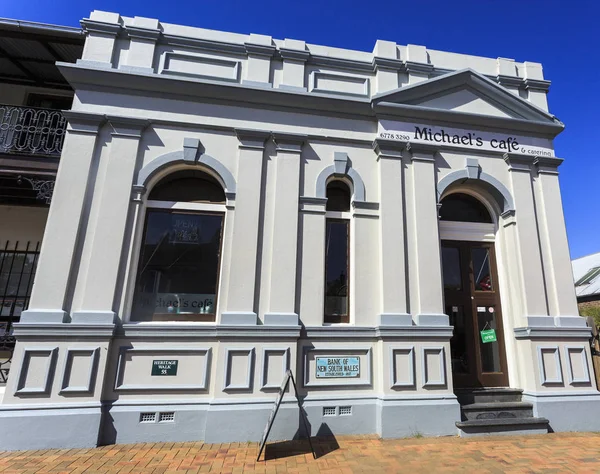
[438,183,513,390]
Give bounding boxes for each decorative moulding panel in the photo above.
[302,346,372,388]
[261,348,290,390]
[160,51,241,82]
[15,347,58,395]
[564,346,591,385]
[390,347,416,389]
[223,348,255,391]
[59,347,100,395]
[537,346,564,386]
[421,347,447,388]
[308,71,370,97]
[114,346,212,391]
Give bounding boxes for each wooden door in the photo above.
[442,241,509,388]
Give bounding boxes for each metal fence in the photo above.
[0,241,41,385]
[0,105,66,157]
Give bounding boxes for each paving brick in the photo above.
[0,433,599,473]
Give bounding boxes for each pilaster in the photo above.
[243,34,275,88]
[406,144,446,325]
[298,197,327,327]
[264,133,305,326]
[405,44,432,85]
[79,11,121,68]
[72,116,149,323]
[533,156,582,326]
[279,39,308,92]
[122,17,161,74]
[221,129,269,325]
[373,139,410,326]
[504,153,549,325]
[21,111,105,324]
[524,62,550,111]
[372,40,402,94]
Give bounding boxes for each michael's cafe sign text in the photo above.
[378,121,555,157]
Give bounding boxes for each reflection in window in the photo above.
[440,193,492,223]
[326,180,351,212]
[472,247,493,291]
[148,170,225,203]
[442,246,462,290]
[132,210,224,321]
[324,220,349,323]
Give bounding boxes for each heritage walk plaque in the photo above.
[257,370,315,462]
[151,360,178,376]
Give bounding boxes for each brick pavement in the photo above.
[0,432,598,473]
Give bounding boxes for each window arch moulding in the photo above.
[315,151,367,203]
[133,138,237,205]
[437,158,515,221]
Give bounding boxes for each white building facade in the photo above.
[0,10,598,450]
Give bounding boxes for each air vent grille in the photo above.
[159,412,175,422]
[323,406,336,416]
[339,406,352,415]
[140,412,156,423]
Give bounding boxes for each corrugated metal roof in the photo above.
[0,18,84,89]
[572,252,600,298]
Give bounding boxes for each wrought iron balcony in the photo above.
[0,104,67,158]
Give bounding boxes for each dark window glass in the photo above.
[131,210,224,321]
[472,247,493,291]
[442,246,462,290]
[26,94,73,110]
[477,306,501,372]
[447,304,469,374]
[439,193,492,223]
[324,219,349,323]
[149,170,225,203]
[326,180,351,212]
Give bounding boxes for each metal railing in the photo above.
[0,241,41,385]
[0,105,66,157]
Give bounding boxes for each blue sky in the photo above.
[2,0,598,258]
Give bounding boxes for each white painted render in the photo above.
[0,10,598,450]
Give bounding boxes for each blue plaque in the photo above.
[315,357,360,378]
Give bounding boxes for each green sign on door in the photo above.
[151,360,178,376]
[480,329,497,343]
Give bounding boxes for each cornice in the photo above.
[372,56,405,71]
[13,323,116,338]
[119,323,301,338]
[534,156,563,174]
[62,110,106,134]
[124,25,161,41]
[80,19,121,36]
[405,61,434,75]
[279,48,310,62]
[272,132,307,153]
[524,78,551,92]
[406,142,438,161]
[310,54,374,73]
[234,128,270,150]
[57,62,564,139]
[372,138,405,159]
[497,74,523,89]
[161,33,247,55]
[303,325,453,339]
[504,152,534,171]
[514,326,592,339]
[244,42,276,57]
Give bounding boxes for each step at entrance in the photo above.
[455,388,549,437]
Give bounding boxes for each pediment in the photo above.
[373,69,560,124]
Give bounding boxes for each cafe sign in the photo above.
[378,120,555,157]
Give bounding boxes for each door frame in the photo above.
[442,239,510,388]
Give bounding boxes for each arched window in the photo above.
[326,180,351,212]
[131,170,225,322]
[324,180,350,323]
[439,193,492,223]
